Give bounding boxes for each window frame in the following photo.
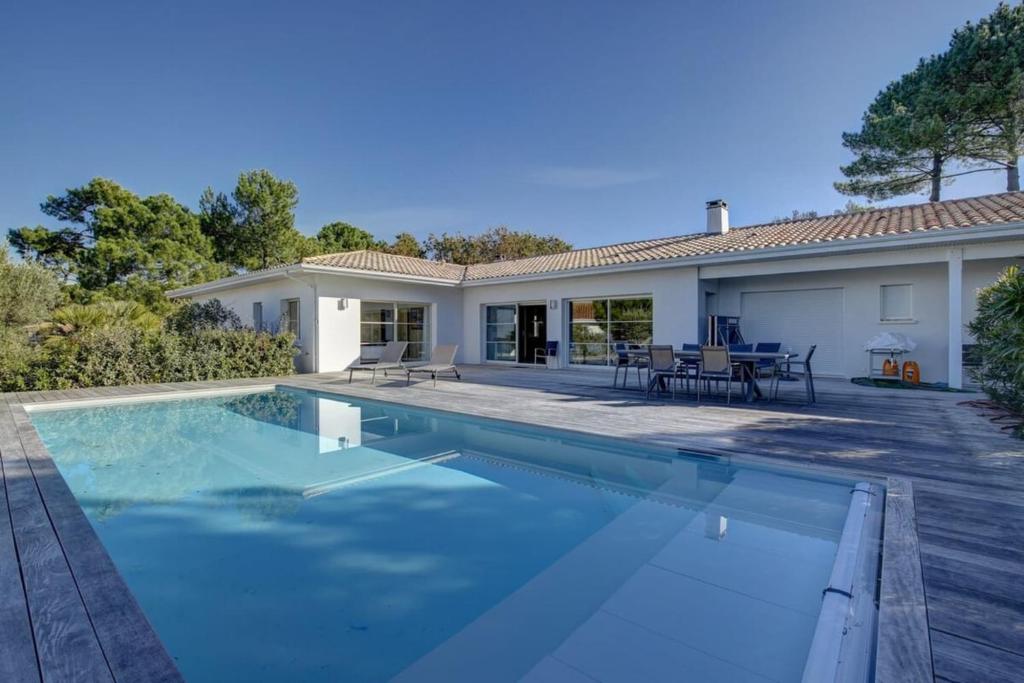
[568,295,654,366]
[359,301,430,362]
[280,298,301,339]
[879,284,914,323]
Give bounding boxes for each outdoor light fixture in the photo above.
[338,298,349,310]
[549,299,558,310]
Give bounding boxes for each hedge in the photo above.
[968,265,1024,430]
[0,327,297,392]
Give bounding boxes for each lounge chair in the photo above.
[346,341,408,384]
[406,345,461,386]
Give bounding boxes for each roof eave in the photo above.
[461,221,1024,285]
[168,262,462,298]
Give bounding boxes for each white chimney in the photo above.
[706,199,729,235]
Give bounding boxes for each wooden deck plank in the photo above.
[930,629,1024,683]
[875,478,933,683]
[9,406,183,683]
[0,406,113,683]
[0,431,40,682]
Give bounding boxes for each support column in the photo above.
[947,249,964,389]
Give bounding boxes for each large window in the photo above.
[485,305,517,361]
[569,296,653,365]
[360,302,429,362]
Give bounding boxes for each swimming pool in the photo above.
[30,387,880,682]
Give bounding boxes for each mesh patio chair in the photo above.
[406,345,461,387]
[678,343,702,394]
[753,342,782,379]
[346,341,408,384]
[698,345,742,404]
[645,345,681,400]
[613,342,648,389]
[771,345,817,404]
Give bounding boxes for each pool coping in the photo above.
[2,382,935,682]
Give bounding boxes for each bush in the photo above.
[165,299,242,334]
[968,265,1024,426]
[32,326,297,389]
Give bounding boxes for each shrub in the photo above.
[968,265,1024,427]
[165,299,242,334]
[33,326,297,389]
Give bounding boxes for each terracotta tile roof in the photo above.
[300,192,1024,284]
[302,250,466,282]
[463,192,1024,281]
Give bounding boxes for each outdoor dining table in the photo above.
[626,347,799,402]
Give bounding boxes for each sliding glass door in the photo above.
[360,302,429,362]
[485,305,517,362]
[569,296,653,366]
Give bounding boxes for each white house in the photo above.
[168,192,1024,388]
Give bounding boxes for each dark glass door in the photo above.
[517,304,547,363]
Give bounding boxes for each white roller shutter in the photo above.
[739,288,845,376]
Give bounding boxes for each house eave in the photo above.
[168,263,462,298]
[459,221,1024,286]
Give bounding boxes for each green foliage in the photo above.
[44,301,164,340]
[0,295,296,391]
[836,55,980,202]
[8,178,225,294]
[968,265,1024,428]
[165,299,242,334]
[387,232,426,258]
[423,226,572,265]
[315,221,382,253]
[946,2,1024,191]
[228,170,308,270]
[0,248,62,326]
[838,3,1024,200]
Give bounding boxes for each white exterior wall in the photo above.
[460,267,700,365]
[191,278,318,372]
[711,253,1019,383]
[313,275,463,372]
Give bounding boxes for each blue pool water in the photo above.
[32,388,857,682]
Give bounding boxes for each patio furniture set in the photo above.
[613,342,817,404]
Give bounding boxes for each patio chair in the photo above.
[771,345,817,404]
[406,345,461,387]
[697,345,742,404]
[645,345,681,400]
[728,343,753,353]
[753,342,782,379]
[534,340,559,368]
[678,343,702,394]
[346,341,408,384]
[613,342,648,389]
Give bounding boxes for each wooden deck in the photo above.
[1,366,1021,682]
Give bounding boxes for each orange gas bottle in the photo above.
[902,360,921,384]
[882,358,900,377]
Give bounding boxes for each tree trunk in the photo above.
[1007,152,1020,192]
[930,153,942,202]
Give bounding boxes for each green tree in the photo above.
[836,55,987,202]
[8,178,223,295]
[947,2,1024,191]
[387,232,426,258]
[228,169,306,270]
[0,247,62,326]
[423,226,572,264]
[198,187,238,263]
[315,221,382,253]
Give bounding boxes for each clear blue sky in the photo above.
[0,0,1009,248]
